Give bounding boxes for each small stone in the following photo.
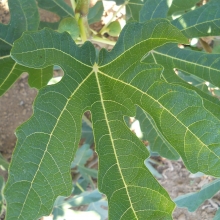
[177,214,186,220]
[22,109,27,115]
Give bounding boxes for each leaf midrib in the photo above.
[152,49,220,84]
[17,69,94,218]
[12,48,92,69]
[98,69,220,162]
[52,0,73,17]
[0,38,13,47]
[0,62,16,89]
[95,70,138,220]
[0,55,11,60]
[100,37,186,68]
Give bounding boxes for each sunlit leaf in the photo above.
[5,19,190,219]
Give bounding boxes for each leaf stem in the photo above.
[92,35,116,46]
[78,17,89,42]
[75,182,85,192]
[75,0,91,43]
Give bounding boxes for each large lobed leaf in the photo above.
[139,0,220,159]
[0,0,53,96]
[4,19,191,219]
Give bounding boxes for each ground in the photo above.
[0,0,219,219]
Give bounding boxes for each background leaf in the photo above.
[140,0,168,22]
[0,0,53,96]
[174,178,220,212]
[37,0,74,30]
[171,0,220,38]
[140,0,220,39]
[58,17,80,39]
[106,0,147,21]
[143,43,220,127]
[53,190,102,220]
[87,200,108,220]
[214,208,220,220]
[71,144,93,168]
[167,0,199,16]
[88,1,104,25]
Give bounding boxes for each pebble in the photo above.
[22,109,27,115]
[177,214,186,220]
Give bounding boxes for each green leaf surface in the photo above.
[167,0,199,16]
[0,0,39,47]
[0,154,9,171]
[174,178,220,212]
[151,43,220,88]
[53,189,102,220]
[37,0,103,30]
[5,19,189,219]
[0,176,5,215]
[0,0,53,96]
[105,0,125,6]
[71,144,93,168]
[79,166,98,179]
[58,17,79,39]
[143,43,220,133]
[214,208,220,220]
[145,160,163,178]
[106,21,121,37]
[88,1,104,25]
[106,0,147,21]
[37,0,74,30]
[171,0,220,38]
[81,118,93,144]
[87,200,108,220]
[72,178,89,195]
[140,0,168,22]
[177,71,211,96]
[140,0,220,38]
[126,0,147,21]
[37,0,74,18]
[136,107,179,160]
